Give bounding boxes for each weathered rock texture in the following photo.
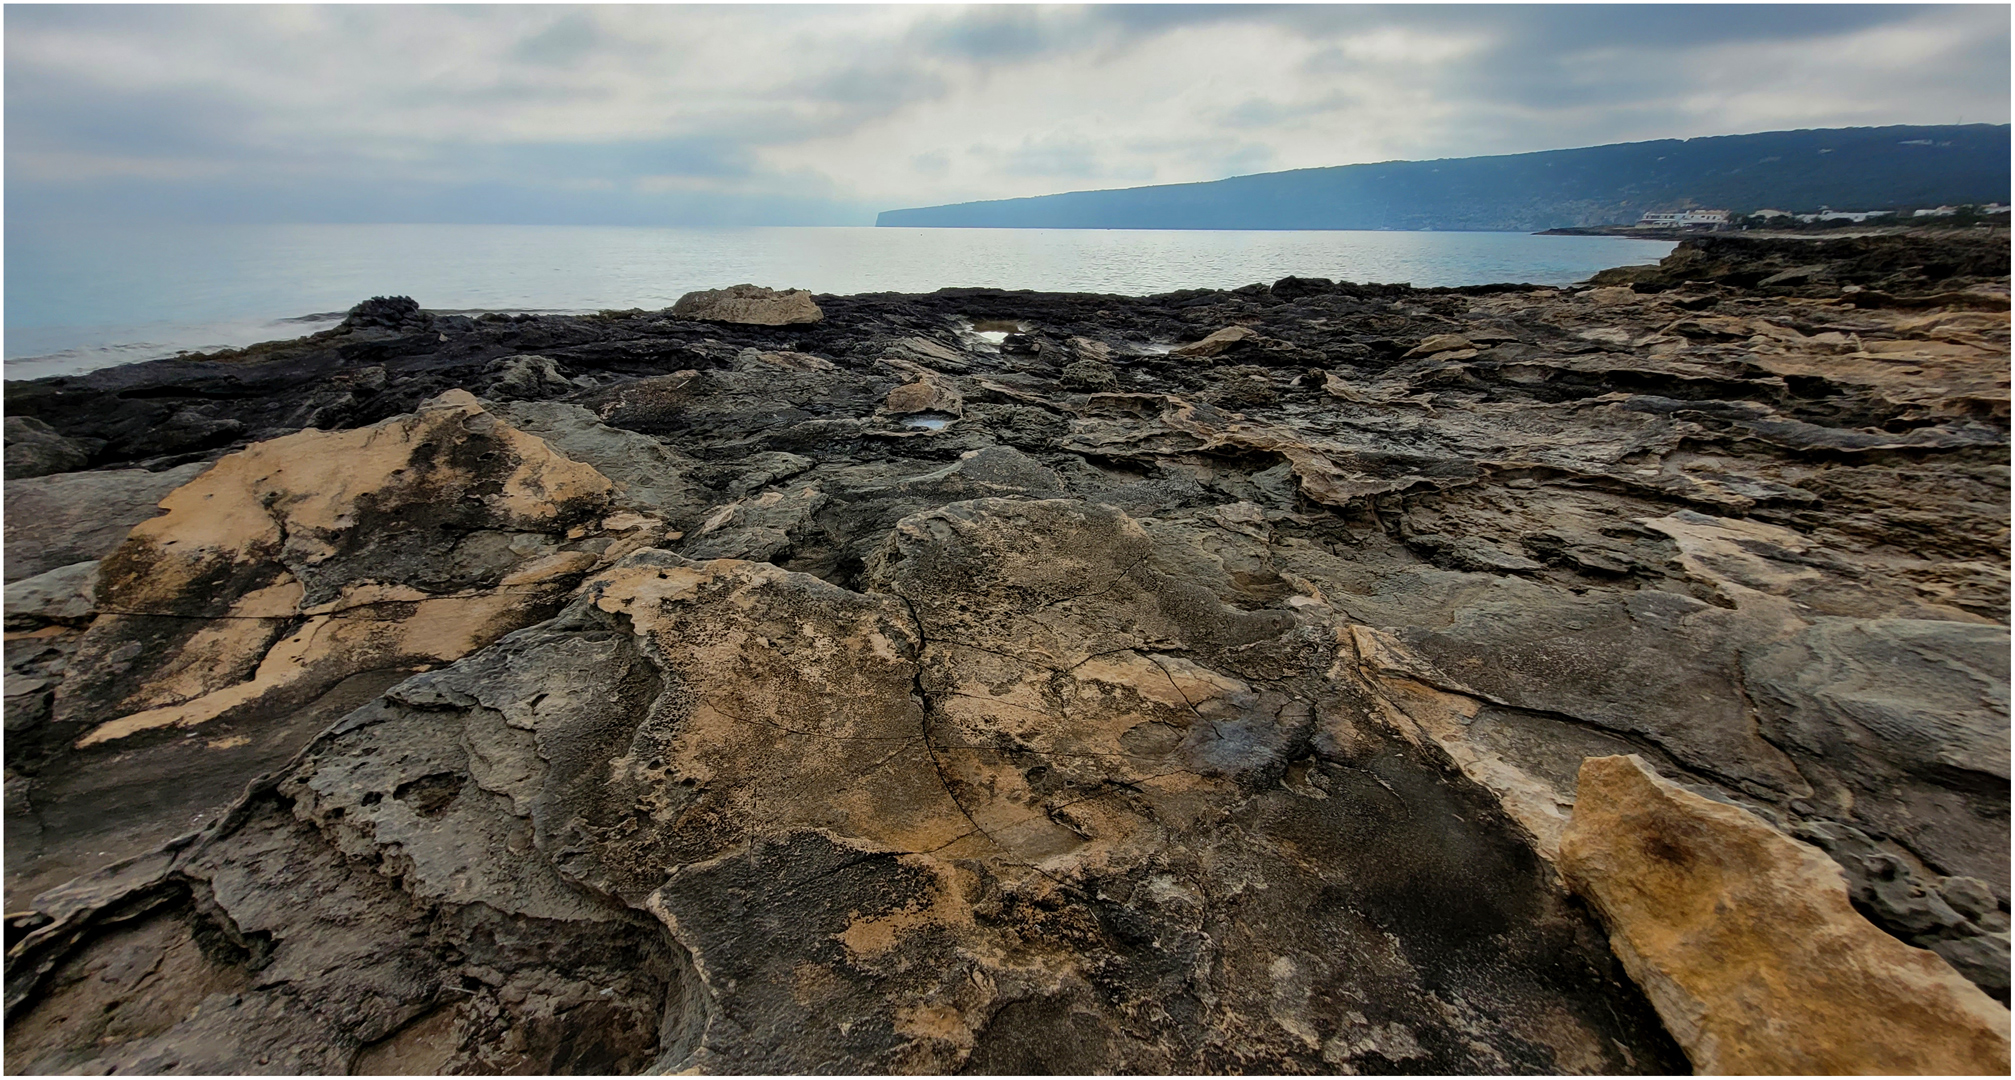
[1560,754,2010,1075]
[4,462,211,582]
[4,232,2007,1072]
[670,284,825,325]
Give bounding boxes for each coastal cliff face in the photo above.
[4,233,2008,1073]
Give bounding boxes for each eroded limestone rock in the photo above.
[6,392,649,908]
[4,462,211,582]
[56,389,615,748]
[5,505,1686,1074]
[670,284,824,325]
[5,232,2008,1072]
[1171,324,1260,357]
[1559,754,2010,1075]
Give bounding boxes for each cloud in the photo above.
[511,11,609,68]
[5,4,2007,226]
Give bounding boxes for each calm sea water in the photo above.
[4,224,1671,380]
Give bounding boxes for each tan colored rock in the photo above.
[884,377,963,416]
[1559,754,2011,1075]
[57,391,619,746]
[1403,332,1474,358]
[585,556,972,857]
[1070,335,1113,362]
[1171,324,1259,357]
[669,284,823,325]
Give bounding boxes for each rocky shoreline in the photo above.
[4,232,2009,1073]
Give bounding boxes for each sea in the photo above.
[3,224,1673,381]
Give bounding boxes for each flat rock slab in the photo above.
[4,506,1689,1074]
[1560,754,2010,1075]
[4,463,210,582]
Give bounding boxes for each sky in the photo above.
[6,3,2010,227]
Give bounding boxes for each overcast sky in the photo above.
[7,4,2009,226]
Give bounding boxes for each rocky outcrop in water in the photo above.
[4,232,2008,1073]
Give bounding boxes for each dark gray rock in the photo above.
[3,417,90,479]
[482,353,573,399]
[3,561,98,628]
[3,463,210,582]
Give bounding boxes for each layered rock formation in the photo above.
[4,233,2008,1073]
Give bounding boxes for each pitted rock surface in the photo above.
[671,284,825,326]
[4,232,2007,1072]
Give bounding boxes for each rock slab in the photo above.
[1559,754,2011,1075]
[4,463,211,582]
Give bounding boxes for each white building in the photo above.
[1912,204,2008,217]
[1795,208,1895,224]
[1637,209,1731,228]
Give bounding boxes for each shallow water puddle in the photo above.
[963,318,1025,348]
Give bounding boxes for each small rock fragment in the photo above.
[1171,325,1260,357]
[884,378,963,416]
[1402,333,1474,358]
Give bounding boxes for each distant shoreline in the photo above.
[1539,221,2012,240]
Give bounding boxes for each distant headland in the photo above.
[876,124,2011,233]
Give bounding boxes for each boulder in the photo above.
[1060,337,1119,390]
[6,392,645,908]
[487,400,713,529]
[682,484,828,563]
[1560,754,2011,1075]
[56,390,617,746]
[483,354,573,399]
[669,284,823,325]
[3,416,90,479]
